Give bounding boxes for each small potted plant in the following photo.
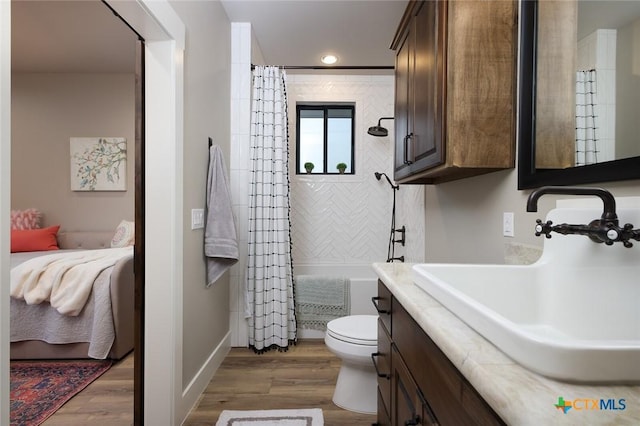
[304,162,314,173]
[336,162,347,174]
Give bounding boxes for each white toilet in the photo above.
[324,314,378,414]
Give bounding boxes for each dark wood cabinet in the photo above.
[391,0,517,184]
[373,281,393,425]
[393,0,445,182]
[391,343,421,425]
[375,280,505,426]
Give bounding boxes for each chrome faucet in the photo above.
[526,186,640,248]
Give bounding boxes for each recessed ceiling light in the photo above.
[321,54,338,65]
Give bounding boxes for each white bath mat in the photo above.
[216,408,323,425]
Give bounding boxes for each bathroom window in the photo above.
[296,104,355,175]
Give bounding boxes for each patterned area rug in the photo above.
[10,359,112,426]
[216,408,324,425]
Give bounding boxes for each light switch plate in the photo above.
[503,212,514,237]
[191,209,205,230]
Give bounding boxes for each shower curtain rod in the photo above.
[251,64,394,70]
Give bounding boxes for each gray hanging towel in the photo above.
[205,144,239,287]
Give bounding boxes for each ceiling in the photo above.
[12,1,640,74]
[219,0,408,72]
[11,0,407,74]
[11,1,138,73]
[577,1,640,39]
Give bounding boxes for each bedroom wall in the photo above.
[11,73,135,233]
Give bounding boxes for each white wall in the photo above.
[229,22,252,347]
[616,19,640,159]
[11,73,135,231]
[287,74,425,265]
[169,0,232,403]
[423,166,640,265]
[263,71,427,273]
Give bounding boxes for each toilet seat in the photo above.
[326,315,377,345]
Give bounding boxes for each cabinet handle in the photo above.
[371,352,391,379]
[371,296,390,314]
[403,133,414,165]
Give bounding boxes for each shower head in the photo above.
[367,117,394,137]
[374,171,399,190]
[367,125,388,137]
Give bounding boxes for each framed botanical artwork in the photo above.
[70,137,127,191]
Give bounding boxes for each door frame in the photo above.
[106,2,185,424]
[1,1,12,423]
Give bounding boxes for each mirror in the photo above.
[518,0,640,189]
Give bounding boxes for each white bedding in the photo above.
[11,246,132,316]
[10,248,130,359]
[11,269,115,358]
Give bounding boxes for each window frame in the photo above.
[295,103,356,175]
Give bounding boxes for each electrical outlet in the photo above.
[191,209,205,230]
[503,212,514,237]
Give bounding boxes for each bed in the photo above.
[10,231,135,360]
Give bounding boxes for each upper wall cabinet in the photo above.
[392,0,517,185]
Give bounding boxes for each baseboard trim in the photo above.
[178,330,231,423]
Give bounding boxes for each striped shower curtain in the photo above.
[246,66,297,352]
[575,69,599,166]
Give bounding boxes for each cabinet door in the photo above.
[394,0,447,181]
[393,299,505,425]
[376,319,392,417]
[377,389,392,426]
[392,345,438,426]
[394,28,412,179]
[409,0,446,173]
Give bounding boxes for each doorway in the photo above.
[10,0,142,422]
[4,1,184,423]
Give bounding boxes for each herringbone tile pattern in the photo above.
[287,75,404,265]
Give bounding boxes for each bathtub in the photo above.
[294,263,379,339]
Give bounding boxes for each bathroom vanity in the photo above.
[373,262,640,425]
[373,279,503,425]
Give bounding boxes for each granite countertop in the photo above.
[373,262,640,426]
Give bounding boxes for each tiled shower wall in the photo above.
[229,24,425,346]
[229,23,252,347]
[286,74,425,267]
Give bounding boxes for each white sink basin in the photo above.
[412,206,640,383]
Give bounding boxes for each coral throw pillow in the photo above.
[11,208,42,230]
[111,220,135,248]
[11,225,60,253]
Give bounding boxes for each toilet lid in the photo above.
[326,315,377,345]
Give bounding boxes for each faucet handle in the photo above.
[534,219,553,238]
[618,223,638,248]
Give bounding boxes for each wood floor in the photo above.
[183,339,376,425]
[42,352,134,425]
[41,340,376,425]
